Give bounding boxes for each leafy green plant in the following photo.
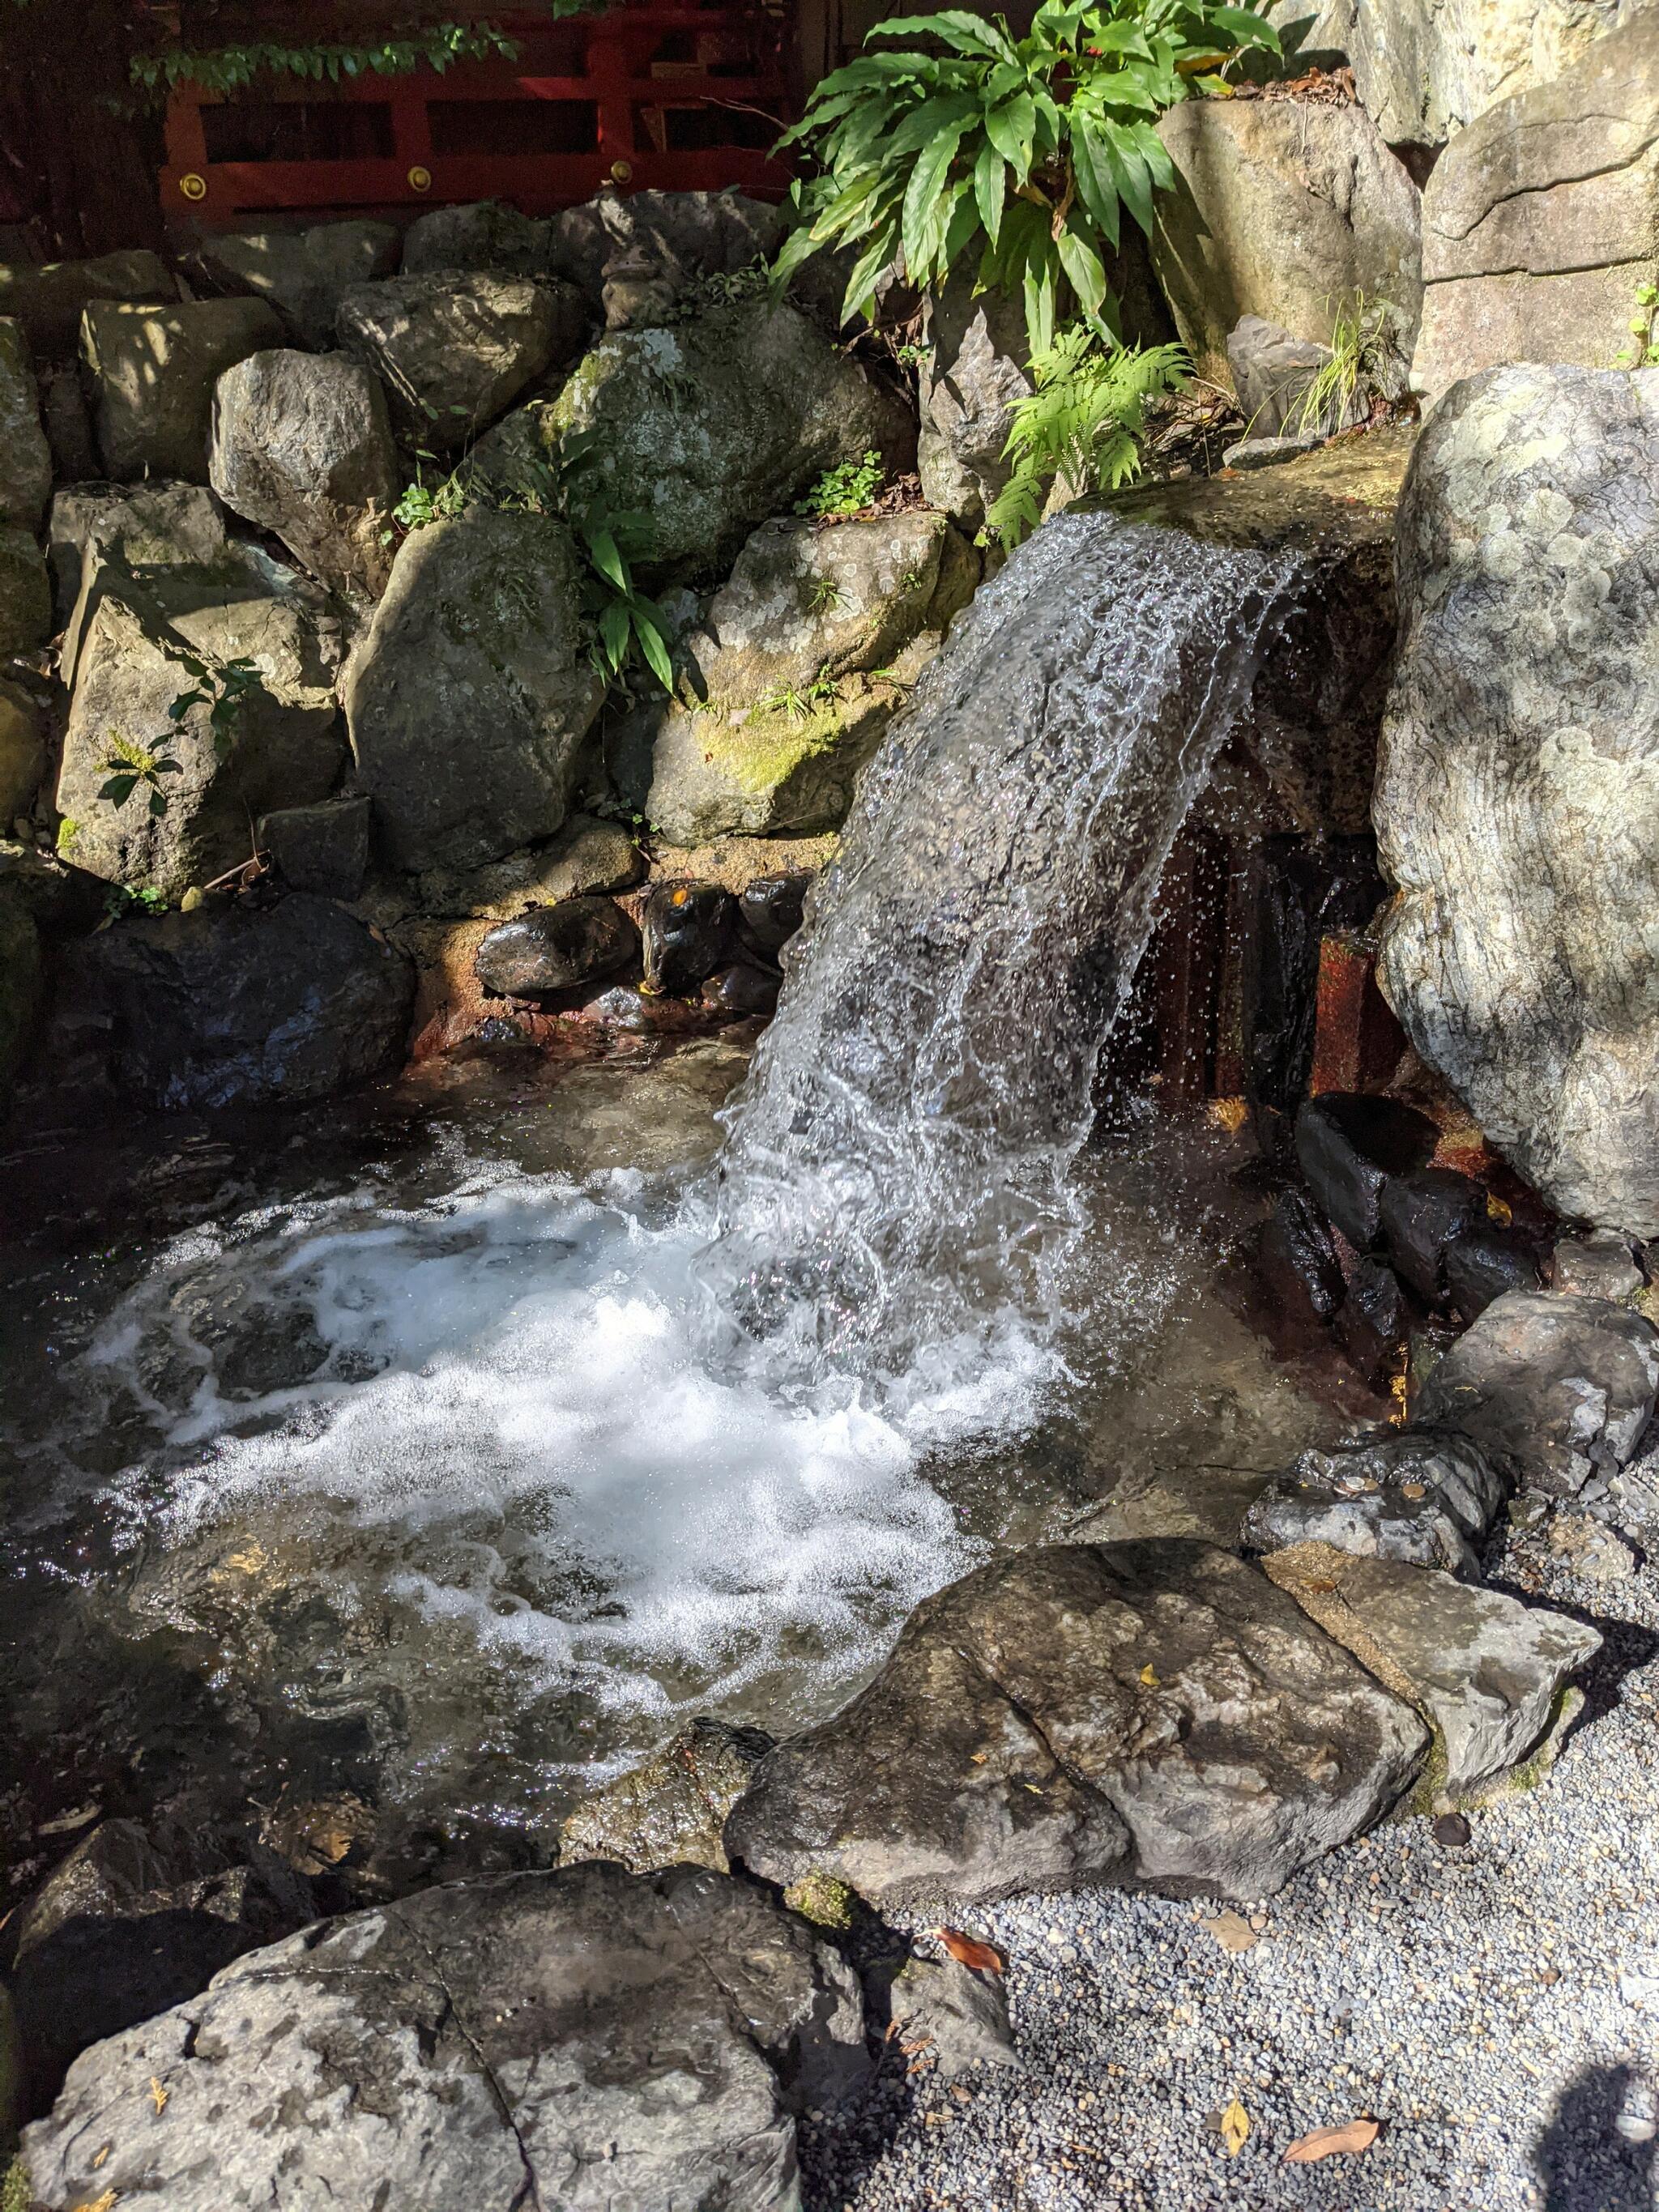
[99,729,181,816]
[1617,281,1659,368]
[773,0,1280,355]
[54,816,79,854]
[102,881,167,923]
[388,454,473,537]
[1290,291,1390,437]
[797,450,885,518]
[100,646,264,816]
[130,22,519,96]
[757,666,842,722]
[985,330,1189,545]
[807,577,849,615]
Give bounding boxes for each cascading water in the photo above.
[702,512,1303,1392]
[3,511,1314,1821]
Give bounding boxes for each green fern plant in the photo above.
[773,0,1280,355]
[985,331,1190,545]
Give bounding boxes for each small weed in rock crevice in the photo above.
[798,452,885,521]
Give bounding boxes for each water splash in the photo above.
[702,512,1303,1387]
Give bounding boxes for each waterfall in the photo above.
[702,510,1304,1392]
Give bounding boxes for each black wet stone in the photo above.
[1294,1092,1440,1251]
[475,896,638,997]
[737,868,812,955]
[642,880,736,995]
[1258,1186,1346,1324]
[1446,1224,1544,1319]
[701,962,781,1018]
[1380,1166,1485,1302]
[1337,1255,1414,1385]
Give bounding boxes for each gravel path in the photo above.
[802,1519,1659,2212]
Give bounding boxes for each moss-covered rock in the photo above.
[535,299,916,578]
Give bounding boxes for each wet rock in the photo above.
[22,1862,866,2212]
[0,316,49,528]
[738,869,812,956]
[888,1954,1022,2081]
[1376,364,1659,1234]
[1150,97,1421,390]
[1380,1166,1484,1302]
[1294,1092,1440,1251]
[1222,431,1330,471]
[1550,1230,1644,1304]
[1242,1428,1504,1575]
[64,893,413,1110]
[1412,18,1659,399]
[1258,1186,1346,1326]
[1336,1255,1413,1386]
[409,812,642,922]
[0,675,45,821]
[258,795,370,901]
[1446,1224,1542,1319]
[194,220,401,347]
[561,1720,774,1874]
[474,896,638,996]
[644,510,973,845]
[1263,1543,1600,1801]
[2,1813,315,2116]
[343,507,604,872]
[80,296,285,481]
[539,299,915,578]
[725,1539,1429,1909]
[56,563,348,902]
[0,247,175,358]
[702,963,780,1019]
[402,198,553,278]
[336,271,577,450]
[0,524,49,656]
[642,880,736,995]
[1226,315,1360,441]
[209,348,400,599]
[1415,1289,1659,1499]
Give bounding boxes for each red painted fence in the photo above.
[161,2,793,226]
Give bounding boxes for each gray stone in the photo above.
[645,510,975,846]
[1263,1544,1600,1799]
[561,1720,774,1874]
[1415,1288,1659,1498]
[0,523,50,656]
[725,1540,1429,1909]
[1227,315,1359,441]
[1294,1092,1440,1250]
[22,1862,866,2212]
[1222,431,1331,471]
[81,297,285,481]
[1552,1230,1645,1302]
[0,677,43,822]
[917,268,1031,528]
[475,895,638,995]
[0,248,176,358]
[1151,97,1422,391]
[194,220,401,347]
[1412,17,1659,400]
[1374,364,1659,1230]
[258,796,370,901]
[410,812,642,921]
[539,299,916,578]
[65,893,413,1110]
[56,565,348,902]
[48,479,236,633]
[209,348,400,599]
[548,187,786,303]
[343,507,604,872]
[888,1954,1022,2081]
[0,316,49,528]
[4,1813,315,2116]
[336,271,578,450]
[401,198,553,279]
[1243,1428,1506,1575]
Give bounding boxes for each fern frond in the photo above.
[986,334,1190,547]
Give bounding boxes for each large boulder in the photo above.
[1414,1288,1659,1501]
[55,565,348,901]
[643,509,976,846]
[3,1813,316,2116]
[1263,1544,1601,1801]
[64,893,414,1110]
[1374,364,1659,1229]
[402,198,554,279]
[194,219,401,347]
[48,479,236,630]
[0,247,175,358]
[335,271,582,449]
[0,316,49,527]
[0,523,49,657]
[546,187,787,301]
[209,348,400,599]
[538,299,916,578]
[1151,96,1422,389]
[343,508,604,872]
[21,1863,866,2212]
[1412,17,1659,401]
[725,1539,1429,1909]
[80,297,285,481]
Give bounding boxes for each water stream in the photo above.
[2,514,1330,1873]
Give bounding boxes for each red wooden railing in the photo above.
[161,2,793,225]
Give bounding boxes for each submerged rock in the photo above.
[474,895,638,996]
[1415,1289,1659,1501]
[561,1720,774,1874]
[22,1862,866,2212]
[725,1539,1428,1908]
[1263,1542,1600,1801]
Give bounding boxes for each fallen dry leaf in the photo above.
[70,2194,117,2212]
[1203,1910,1259,1954]
[150,2075,169,2113]
[1138,1664,1160,1686]
[1283,2116,1380,2163]
[1220,2096,1250,2154]
[933,1927,1006,1975]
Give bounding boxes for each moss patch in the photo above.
[784,1869,857,1930]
